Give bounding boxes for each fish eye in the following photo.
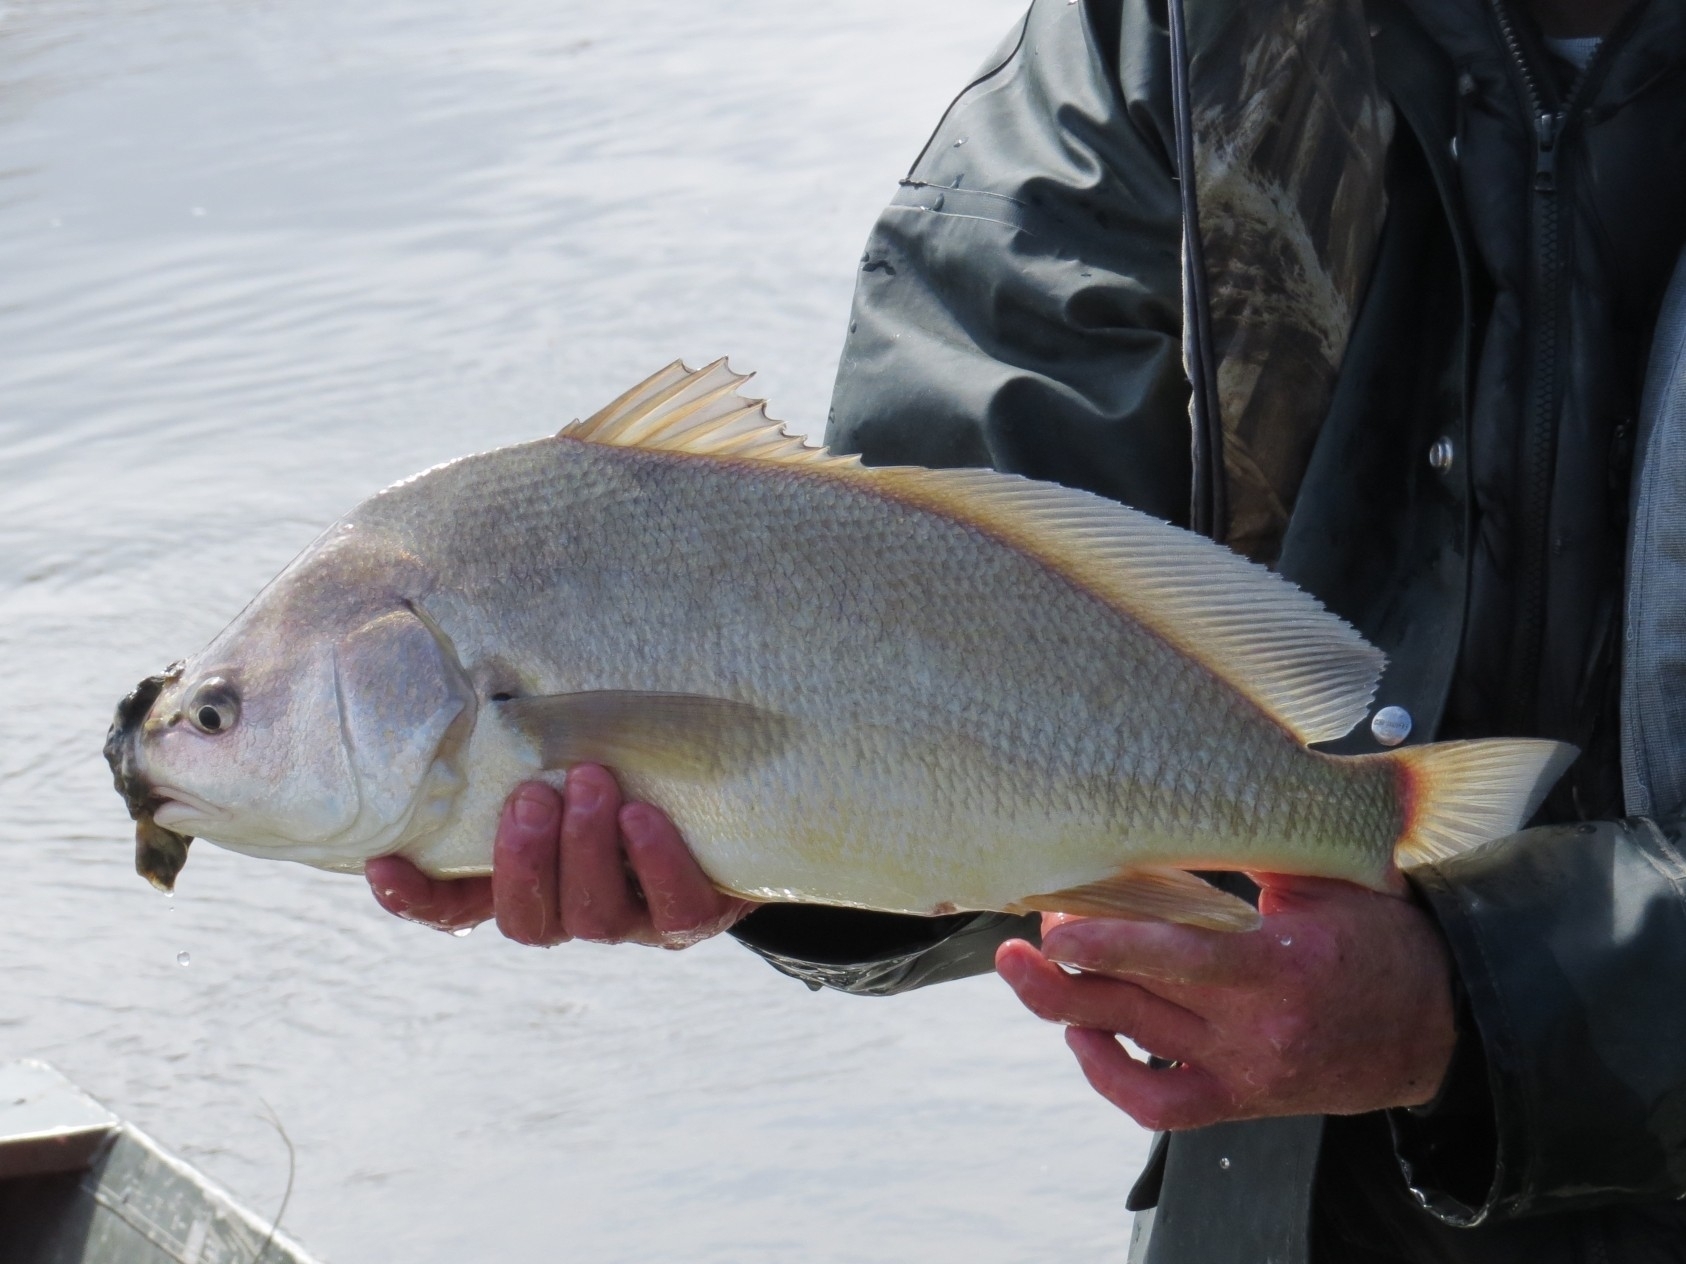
[185,677,239,736]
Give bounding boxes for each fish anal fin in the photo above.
[499,689,793,780]
[1011,866,1261,932]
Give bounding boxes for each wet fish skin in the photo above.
[106,361,1575,927]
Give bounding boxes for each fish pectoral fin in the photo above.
[1011,866,1261,933]
[499,690,794,779]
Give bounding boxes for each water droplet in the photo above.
[1278,934,1293,947]
[451,925,474,938]
[952,137,967,148]
[1218,1157,1231,1170]
[176,951,191,967]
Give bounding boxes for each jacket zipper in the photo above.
[1492,0,1601,733]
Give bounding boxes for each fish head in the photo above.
[106,533,476,886]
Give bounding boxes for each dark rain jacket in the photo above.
[729,0,1686,1260]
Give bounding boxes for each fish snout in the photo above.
[104,662,194,892]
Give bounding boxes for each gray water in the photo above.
[0,2,1150,1259]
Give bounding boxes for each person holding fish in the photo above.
[105,0,1685,1258]
[362,0,1686,1257]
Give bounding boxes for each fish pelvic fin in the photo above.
[1010,866,1262,933]
[561,359,861,469]
[568,362,1383,747]
[1390,739,1579,867]
[499,689,795,780]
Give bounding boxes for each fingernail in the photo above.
[512,786,558,830]
[567,775,601,816]
[1042,928,1096,967]
[994,946,1028,984]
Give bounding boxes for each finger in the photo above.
[1038,916,1271,988]
[996,940,1208,1063]
[1039,912,1089,938]
[365,856,492,932]
[620,802,731,943]
[1064,1027,1235,1132]
[492,782,566,946]
[559,763,642,942]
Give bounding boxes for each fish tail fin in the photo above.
[1390,739,1578,867]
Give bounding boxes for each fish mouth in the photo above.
[104,662,195,892]
[150,787,219,830]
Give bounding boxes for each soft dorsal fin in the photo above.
[561,358,860,468]
[565,360,1384,746]
[868,466,1386,745]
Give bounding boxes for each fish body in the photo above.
[107,362,1575,930]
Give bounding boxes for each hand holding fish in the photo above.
[364,766,756,947]
[995,872,1458,1129]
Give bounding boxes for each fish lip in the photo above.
[106,662,196,890]
[104,661,185,820]
[150,787,218,829]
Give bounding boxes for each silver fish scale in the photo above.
[350,436,1402,906]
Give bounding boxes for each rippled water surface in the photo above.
[0,2,1151,1259]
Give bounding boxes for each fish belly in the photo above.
[619,732,1400,914]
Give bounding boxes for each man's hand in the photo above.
[364,763,756,947]
[995,871,1457,1130]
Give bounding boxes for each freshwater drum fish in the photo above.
[104,361,1575,931]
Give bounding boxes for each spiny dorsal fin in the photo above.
[561,359,860,469]
[566,361,1383,746]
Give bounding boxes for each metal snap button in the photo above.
[1371,706,1412,747]
[1428,437,1455,473]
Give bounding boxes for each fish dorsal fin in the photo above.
[560,359,861,469]
[566,361,1382,745]
[869,466,1385,745]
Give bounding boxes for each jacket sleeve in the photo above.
[730,905,1039,996]
[727,0,1196,996]
[1391,817,1686,1224]
[827,0,1191,518]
